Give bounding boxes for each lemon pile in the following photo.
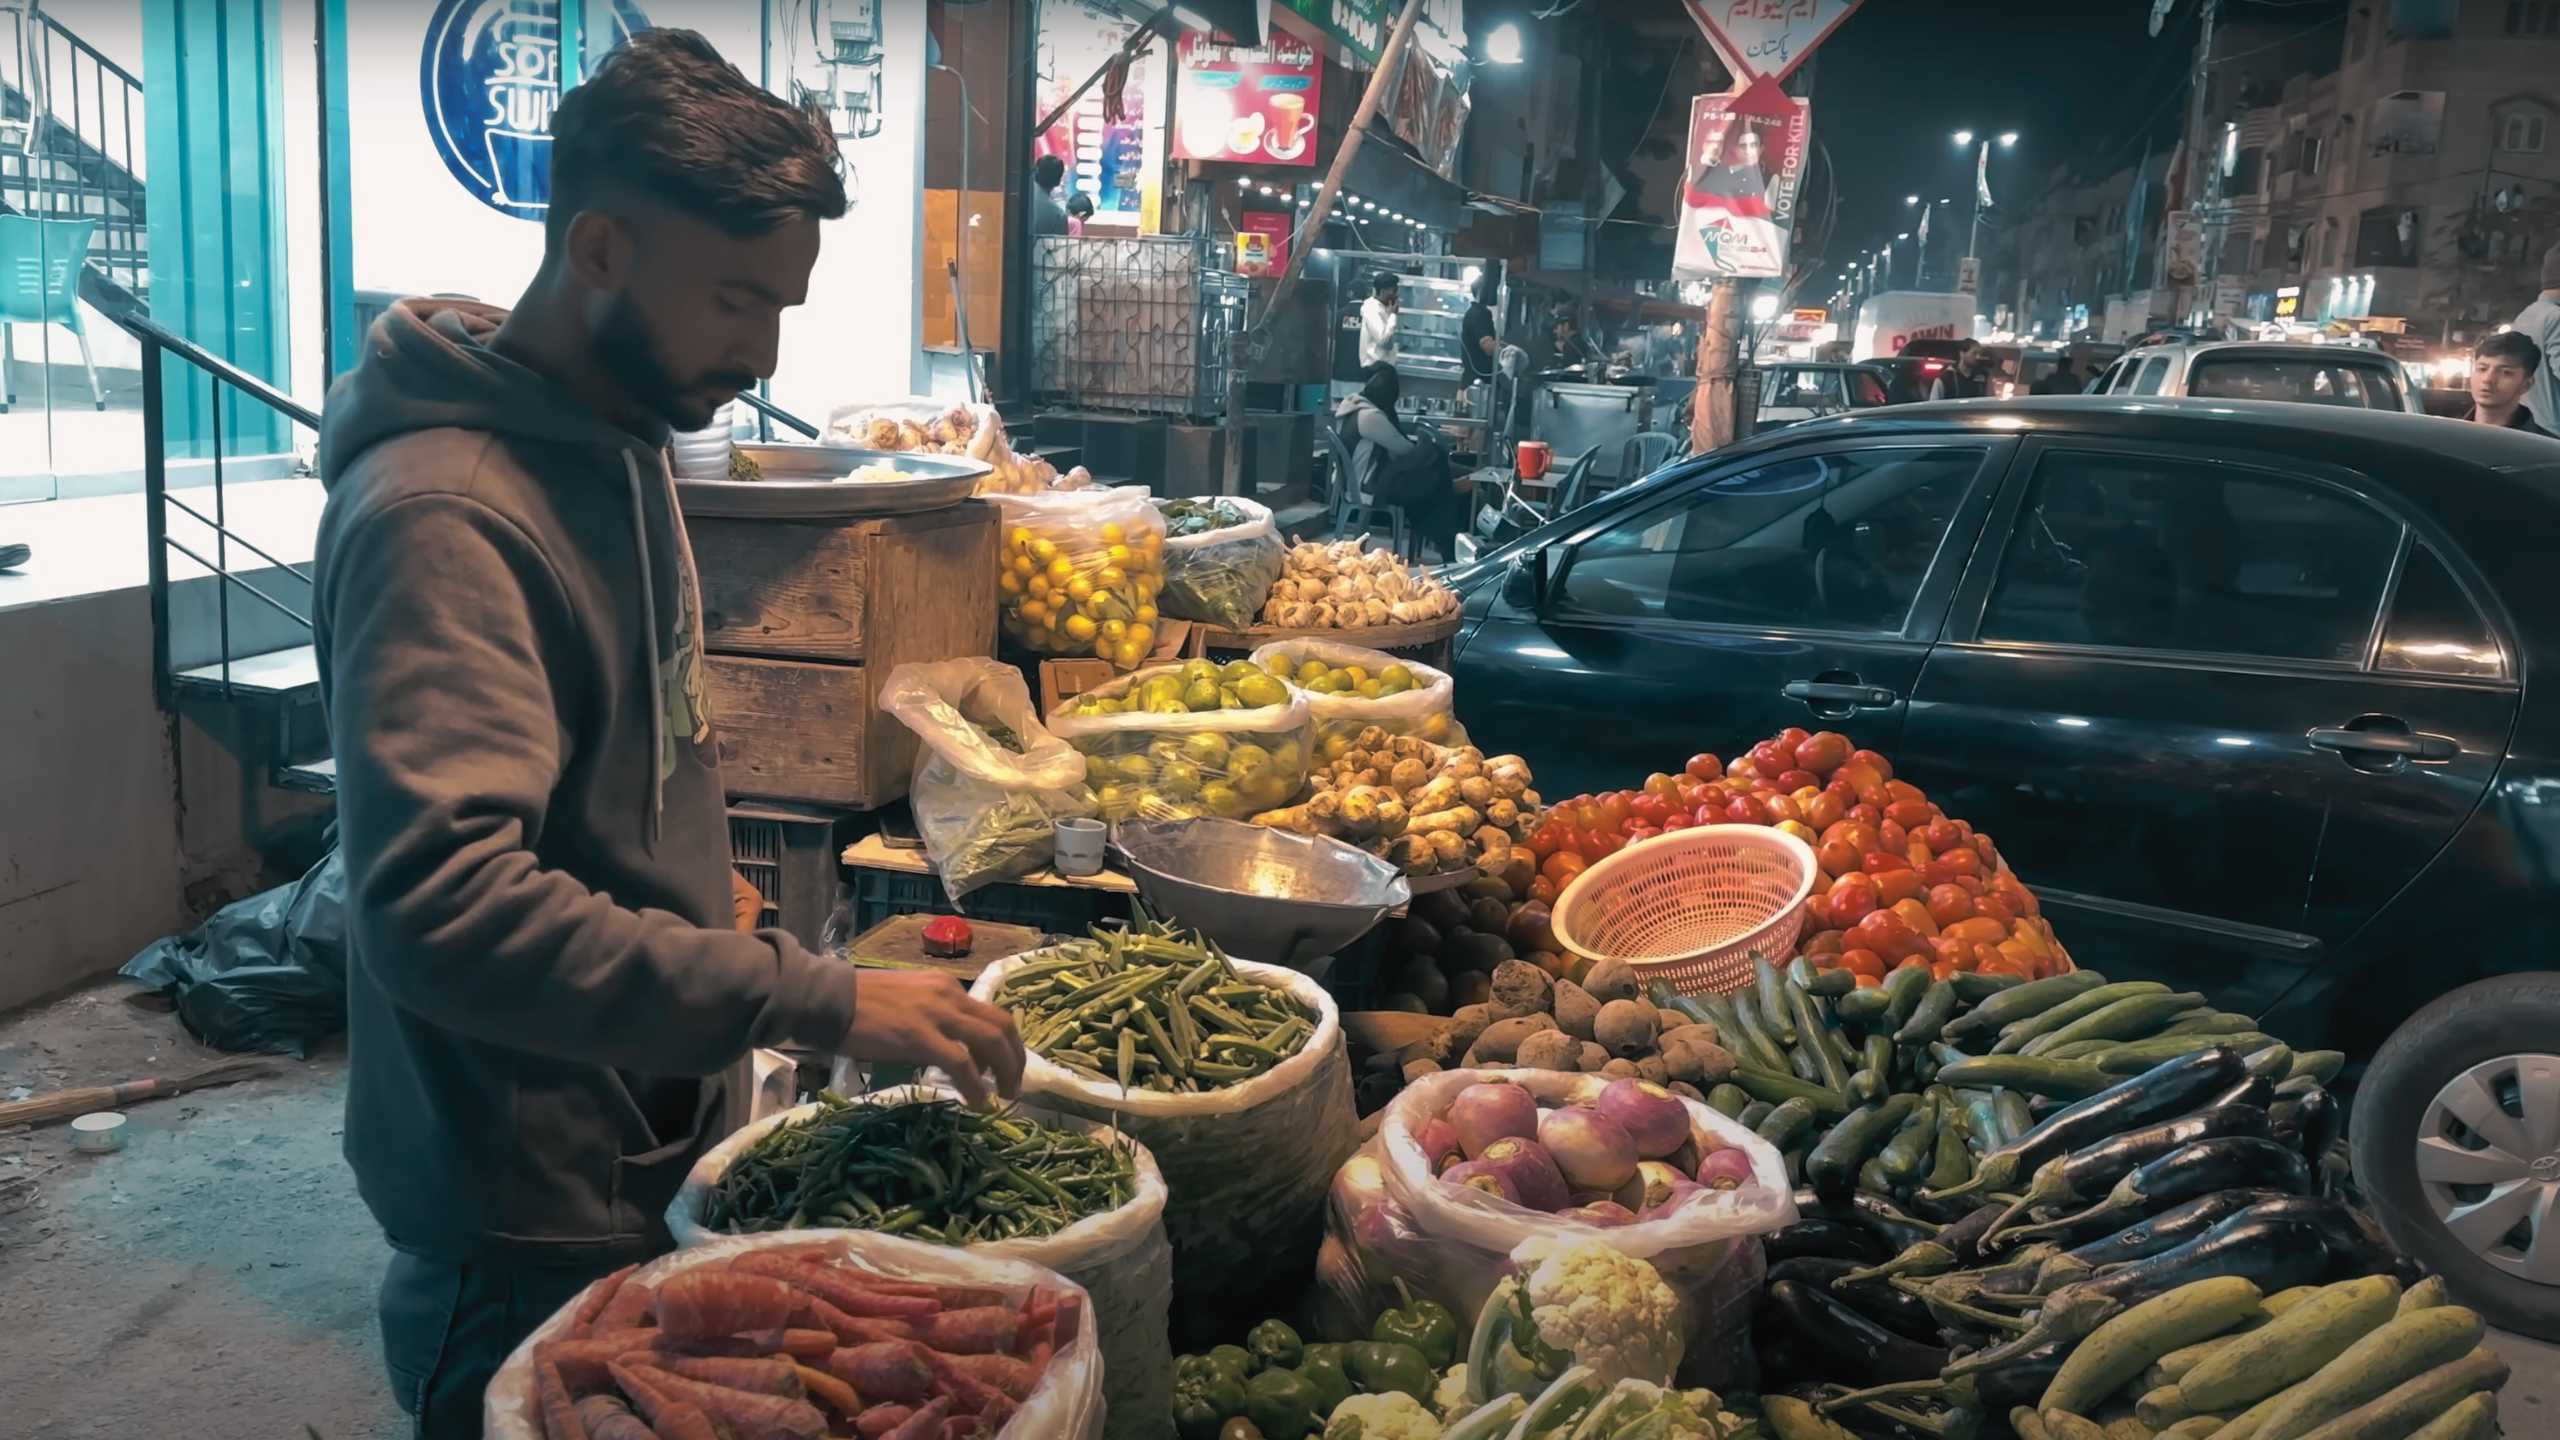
[999,518,1165,667]
[1270,651,1460,753]
[1081,729,1309,822]
[1068,657,1292,717]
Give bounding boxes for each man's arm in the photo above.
[322,493,857,1077]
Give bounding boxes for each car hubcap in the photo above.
[2415,1053,2560,1284]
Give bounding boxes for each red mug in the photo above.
[1516,441,1553,480]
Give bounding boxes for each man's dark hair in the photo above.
[546,28,846,249]
[1066,192,1095,220]
[1372,272,1400,296]
[1034,154,1066,191]
[1360,361,1401,409]
[2477,328,2543,376]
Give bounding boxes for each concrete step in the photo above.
[173,642,320,700]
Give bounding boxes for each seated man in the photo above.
[1334,362,1465,563]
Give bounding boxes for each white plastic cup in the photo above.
[1054,817,1107,877]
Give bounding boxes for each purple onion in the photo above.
[1538,1104,1640,1193]
[1440,1158,1522,1205]
[1476,1135,1572,1211]
[1695,1145,1756,1192]
[1595,1078,1693,1159]
[1448,1081,1540,1159]
[1560,1200,1638,1228]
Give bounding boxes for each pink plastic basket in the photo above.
[1550,825,1818,996]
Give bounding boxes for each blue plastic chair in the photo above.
[0,215,103,411]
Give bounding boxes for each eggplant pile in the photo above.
[1748,1044,2441,1439]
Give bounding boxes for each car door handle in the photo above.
[1784,680,1899,707]
[2307,727,2459,761]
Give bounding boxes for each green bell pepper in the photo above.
[1209,1344,1259,1380]
[1371,1277,1461,1370]
[1242,1367,1322,1440]
[1173,1358,1250,1440]
[1297,1346,1354,1416]
[1246,1318,1305,1372]
[1343,1341,1434,1402]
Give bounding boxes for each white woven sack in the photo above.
[483,1226,1105,1440]
[664,1084,1171,1440]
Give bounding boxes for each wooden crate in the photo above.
[693,503,998,809]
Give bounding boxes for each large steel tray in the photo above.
[674,443,990,519]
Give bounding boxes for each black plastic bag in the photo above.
[120,849,348,1057]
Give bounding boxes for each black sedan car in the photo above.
[1441,397,2560,1334]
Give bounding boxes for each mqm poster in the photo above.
[1673,91,1810,280]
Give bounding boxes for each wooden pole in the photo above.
[1692,279,1741,454]
[1221,0,1430,497]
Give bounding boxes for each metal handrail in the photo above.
[91,270,322,430]
[738,388,819,439]
[34,6,139,92]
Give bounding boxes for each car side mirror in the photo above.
[1505,546,1550,611]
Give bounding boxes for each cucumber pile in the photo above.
[1729,974,2476,1440]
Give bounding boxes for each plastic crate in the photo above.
[729,803,847,950]
[844,866,1131,938]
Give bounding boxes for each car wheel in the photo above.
[2349,972,2560,1340]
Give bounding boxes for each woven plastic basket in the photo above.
[1550,825,1818,996]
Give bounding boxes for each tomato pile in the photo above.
[1519,727,2068,986]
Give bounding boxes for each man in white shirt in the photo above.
[2515,243,2560,442]
[1358,272,1401,369]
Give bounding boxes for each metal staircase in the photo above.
[1,3,147,297]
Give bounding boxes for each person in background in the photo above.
[1064,191,1094,236]
[2032,355,2087,395]
[2460,330,2553,436]
[1337,362,1465,563]
[1929,341,1992,400]
[1461,272,1499,383]
[2515,243,2560,436]
[1029,153,1071,238]
[313,33,1023,1435]
[1358,271,1401,369]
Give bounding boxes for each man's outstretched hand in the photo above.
[839,970,1025,1109]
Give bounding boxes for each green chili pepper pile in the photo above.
[702,1093,1135,1244]
[994,921,1318,1093]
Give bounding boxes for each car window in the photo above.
[1554,446,1986,633]
[2129,357,2171,395]
[1762,369,1843,415]
[2186,355,2409,410]
[2378,542,2504,679]
[1848,370,1888,407]
[1979,449,2402,663]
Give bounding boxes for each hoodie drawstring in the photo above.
[623,450,666,850]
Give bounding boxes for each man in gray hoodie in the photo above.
[314,32,1021,1435]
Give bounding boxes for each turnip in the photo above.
[1538,1104,1639,1192]
[1447,1081,1539,1159]
[1414,1116,1466,1176]
[1475,1135,1571,1211]
[1560,1200,1637,1228]
[1594,1078,1693,1158]
[1695,1145,1755,1191]
[1613,1159,1693,1213]
[1439,1159,1522,1205]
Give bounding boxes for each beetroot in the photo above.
[1475,1135,1571,1211]
[1440,1158,1523,1204]
[1538,1105,1639,1192]
[1414,1116,1467,1176]
[1595,1078,1693,1159]
[1447,1081,1539,1159]
[1695,1145,1755,1191]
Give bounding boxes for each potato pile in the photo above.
[1397,956,1739,1094]
[1250,726,1536,879]
[1260,540,1459,629]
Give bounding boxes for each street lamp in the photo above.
[1750,293,1780,322]
[1905,194,1919,206]
[1998,131,2018,147]
[1484,21,1525,64]
[1952,129,1974,146]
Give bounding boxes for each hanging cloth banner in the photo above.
[1679,0,1864,116]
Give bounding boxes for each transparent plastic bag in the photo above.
[1155,495,1286,631]
[994,487,1168,666]
[666,1084,1170,1440]
[824,396,1092,495]
[972,949,1359,1328]
[1317,1067,1794,1383]
[1247,638,1461,751]
[1046,659,1313,822]
[880,658,1095,905]
[485,1222,1107,1440]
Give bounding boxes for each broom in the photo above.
[0,1057,276,1129]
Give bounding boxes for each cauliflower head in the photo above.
[1431,1365,1472,1423]
[1323,1389,1442,1439]
[1518,1236,1683,1385]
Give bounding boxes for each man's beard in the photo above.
[592,295,752,433]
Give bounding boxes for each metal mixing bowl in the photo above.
[1110,818,1412,970]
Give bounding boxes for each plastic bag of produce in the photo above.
[1046,657,1313,821]
[485,1224,1106,1440]
[1247,638,1460,749]
[971,948,1358,1334]
[994,486,1167,667]
[880,657,1096,906]
[1317,1067,1792,1384]
[1154,495,1286,631]
[665,1085,1171,1440]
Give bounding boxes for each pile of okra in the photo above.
[993,921,1317,1093]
